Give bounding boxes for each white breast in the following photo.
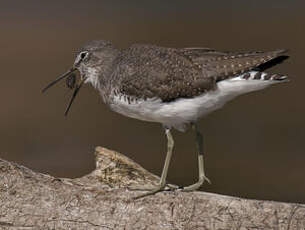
[84,67,100,89]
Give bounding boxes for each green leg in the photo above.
[181,123,210,191]
[134,127,174,199]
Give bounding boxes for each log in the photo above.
[0,146,304,229]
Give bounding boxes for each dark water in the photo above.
[1,1,304,203]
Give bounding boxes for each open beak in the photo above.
[41,68,76,93]
[42,68,85,116]
[64,77,85,116]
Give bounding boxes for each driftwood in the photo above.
[0,147,304,230]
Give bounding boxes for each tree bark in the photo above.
[0,147,304,229]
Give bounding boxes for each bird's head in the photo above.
[42,40,117,116]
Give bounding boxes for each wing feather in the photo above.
[110,44,288,102]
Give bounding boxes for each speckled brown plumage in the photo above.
[43,40,291,197]
[109,44,287,102]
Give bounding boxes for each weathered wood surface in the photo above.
[0,147,304,230]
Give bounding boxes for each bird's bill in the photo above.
[64,78,85,116]
[41,68,76,93]
[42,67,85,116]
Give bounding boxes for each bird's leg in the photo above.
[134,127,174,199]
[181,123,210,192]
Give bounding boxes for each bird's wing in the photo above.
[111,44,288,102]
[178,48,288,81]
[111,44,216,102]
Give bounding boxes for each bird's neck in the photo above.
[86,48,120,101]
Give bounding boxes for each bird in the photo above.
[42,40,289,198]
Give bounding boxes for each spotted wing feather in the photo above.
[111,44,287,102]
[111,44,216,102]
[178,48,288,81]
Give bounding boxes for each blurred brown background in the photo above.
[1,0,304,203]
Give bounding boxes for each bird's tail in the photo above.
[239,71,288,82]
[217,71,289,103]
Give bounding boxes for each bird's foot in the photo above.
[179,175,211,192]
[133,183,177,199]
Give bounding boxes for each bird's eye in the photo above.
[80,51,89,60]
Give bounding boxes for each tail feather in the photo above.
[240,71,288,82]
[217,71,288,104]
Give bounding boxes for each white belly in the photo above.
[108,72,282,131]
